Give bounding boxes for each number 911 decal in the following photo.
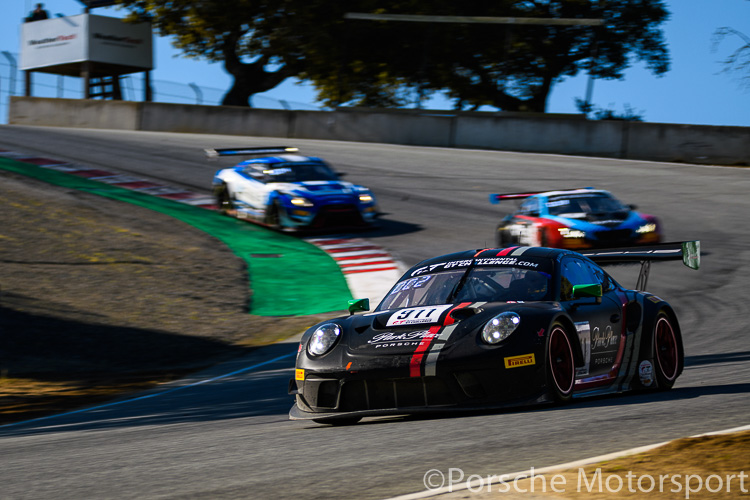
[386,305,453,327]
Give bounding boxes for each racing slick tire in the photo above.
[264,200,283,230]
[546,323,575,403]
[214,182,234,214]
[652,311,681,390]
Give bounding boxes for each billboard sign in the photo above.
[20,14,152,72]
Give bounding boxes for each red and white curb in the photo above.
[1,149,402,305]
[305,238,404,306]
[0,151,217,209]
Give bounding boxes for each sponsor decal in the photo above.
[475,257,539,268]
[295,369,305,381]
[575,322,591,377]
[547,200,570,207]
[504,353,536,369]
[647,295,662,303]
[639,360,654,387]
[367,330,436,349]
[387,275,432,296]
[411,260,472,276]
[591,325,617,349]
[591,220,623,226]
[386,305,452,327]
[28,34,77,46]
[411,257,540,276]
[93,33,144,45]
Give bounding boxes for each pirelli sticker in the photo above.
[504,353,536,369]
[295,369,305,381]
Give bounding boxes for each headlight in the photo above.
[290,197,314,207]
[558,228,586,239]
[481,312,521,344]
[358,193,374,203]
[636,223,657,234]
[308,323,342,356]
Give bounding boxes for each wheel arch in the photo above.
[638,299,685,386]
[550,313,585,368]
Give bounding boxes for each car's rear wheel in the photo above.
[214,182,234,213]
[653,312,681,390]
[547,323,575,402]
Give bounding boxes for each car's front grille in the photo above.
[592,229,632,244]
[332,377,454,411]
[311,205,364,228]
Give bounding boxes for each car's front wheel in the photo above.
[547,323,575,403]
[264,200,283,230]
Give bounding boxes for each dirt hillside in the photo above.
[0,168,333,424]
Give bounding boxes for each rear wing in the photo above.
[579,241,700,290]
[489,187,593,204]
[204,146,299,158]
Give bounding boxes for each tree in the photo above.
[300,0,671,112]
[713,27,750,90]
[117,0,671,112]
[116,0,294,106]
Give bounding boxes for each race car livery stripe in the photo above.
[497,247,519,256]
[414,302,476,378]
[424,301,484,377]
[410,325,442,378]
[510,247,531,256]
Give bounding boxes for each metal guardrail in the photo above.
[0,51,320,125]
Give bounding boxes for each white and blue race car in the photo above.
[208,147,379,231]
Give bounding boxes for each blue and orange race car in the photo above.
[490,188,662,250]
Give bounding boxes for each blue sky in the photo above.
[2,0,748,126]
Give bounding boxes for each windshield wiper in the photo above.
[447,260,477,302]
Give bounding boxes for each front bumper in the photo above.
[289,354,548,420]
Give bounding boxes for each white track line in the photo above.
[383,424,750,500]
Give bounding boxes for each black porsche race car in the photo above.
[289,241,700,425]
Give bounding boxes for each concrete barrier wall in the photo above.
[8,96,750,165]
[9,96,140,130]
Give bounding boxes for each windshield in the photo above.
[247,162,339,182]
[377,267,552,310]
[546,193,628,216]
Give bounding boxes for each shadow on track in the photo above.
[0,343,298,437]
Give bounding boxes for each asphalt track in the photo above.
[1,125,749,499]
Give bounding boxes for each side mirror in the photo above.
[572,284,602,304]
[348,298,370,315]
